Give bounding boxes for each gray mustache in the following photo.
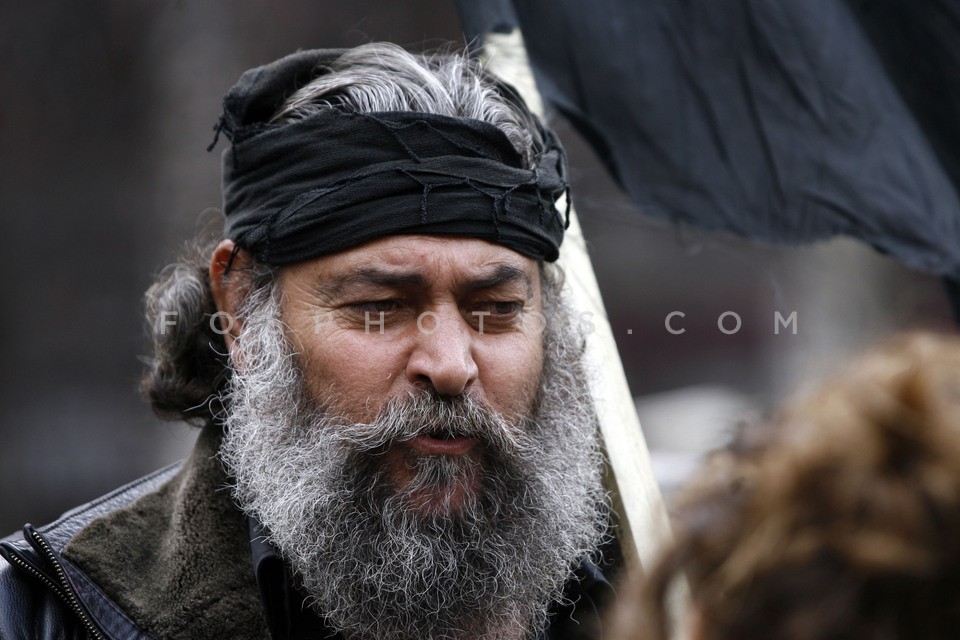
[328,391,536,456]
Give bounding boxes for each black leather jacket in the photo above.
[0,465,178,640]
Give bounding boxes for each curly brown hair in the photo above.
[618,332,960,640]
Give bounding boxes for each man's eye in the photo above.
[474,301,524,316]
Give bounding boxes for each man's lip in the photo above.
[408,434,478,456]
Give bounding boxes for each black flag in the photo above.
[458,0,960,312]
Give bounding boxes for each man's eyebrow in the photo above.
[463,265,533,298]
[319,268,428,297]
[318,264,533,298]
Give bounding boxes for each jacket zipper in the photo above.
[0,543,67,600]
[16,525,107,640]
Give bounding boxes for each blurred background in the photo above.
[1,1,953,534]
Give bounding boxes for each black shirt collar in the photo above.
[249,517,339,639]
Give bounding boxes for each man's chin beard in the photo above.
[218,286,608,640]
[372,443,483,517]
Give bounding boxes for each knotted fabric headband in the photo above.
[209,48,570,265]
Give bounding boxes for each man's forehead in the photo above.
[298,235,539,290]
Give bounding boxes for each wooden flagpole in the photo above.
[479,30,674,575]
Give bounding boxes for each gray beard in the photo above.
[219,284,608,640]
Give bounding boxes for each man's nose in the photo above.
[405,307,479,397]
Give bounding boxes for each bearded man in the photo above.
[0,44,612,640]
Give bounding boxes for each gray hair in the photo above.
[272,43,543,168]
[142,44,552,424]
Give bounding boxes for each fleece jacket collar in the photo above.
[63,424,269,639]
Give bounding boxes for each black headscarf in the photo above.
[209,49,570,264]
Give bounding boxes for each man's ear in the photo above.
[209,239,254,353]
